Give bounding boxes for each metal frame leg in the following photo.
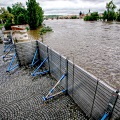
[31,57,49,76]
[6,53,19,72]
[4,44,13,52]
[101,112,109,120]
[3,45,14,61]
[30,49,39,67]
[43,74,67,101]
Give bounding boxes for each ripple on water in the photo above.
[28,19,120,89]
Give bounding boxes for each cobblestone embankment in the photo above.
[0,44,88,120]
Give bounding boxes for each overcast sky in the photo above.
[0,0,120,15]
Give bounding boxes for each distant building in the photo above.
[79,11,86,19]
[79,14,86,19]
[88,9,91,16]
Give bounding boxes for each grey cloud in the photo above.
[45,10,80,15]
[0,3,8,6]
[40,0,104,3]
[40,0,120,5]
[80,0,105,3]
[44,7,104,15]
[0,0,27,8]
[1,0,120,15]
[114,1,120,5]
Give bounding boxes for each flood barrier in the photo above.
[14,41,120,120]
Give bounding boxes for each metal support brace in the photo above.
[30,49,39,67]
[3,45,14,61]
[6,53,19,72]
[43,73,67,101]
[4,44,13,52]
[101,90,119,120]
[101,113,109,120]
[31,57,49,76]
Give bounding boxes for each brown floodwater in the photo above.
[28,26,41,40]
[28,19,120,89]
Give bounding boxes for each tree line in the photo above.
[84,0,120,21]
[0,0,44,30]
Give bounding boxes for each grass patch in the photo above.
[40,26,53,34]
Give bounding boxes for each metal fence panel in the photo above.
[91,81,116,119]
[38,42,48,60]
[60,55,67,89]
[68,60,74,97]
[48,48,61,81]
[111,94,120,120]
[73,64,98,117]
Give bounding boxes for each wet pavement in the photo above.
[0,44,88,120]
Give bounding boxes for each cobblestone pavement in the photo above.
[0,44,88,120]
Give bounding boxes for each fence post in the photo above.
[36,41,40,61]
[90,80,99,118]
[72,61,75,98]
[110,94,119,120]
[60,55,61,77]
[14,44,21,67]
[65,58,68,95]
[47,46,50,74]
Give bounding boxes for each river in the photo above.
[28,19,120,89]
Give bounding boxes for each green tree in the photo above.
[103,11,107,21]
[103,0,116,21]
[106,0,116,12]
[11,2,28,24]
[0,7,14,23]
[17,13,26,25]
[84,12,99,21]
[71,15,78,19]
[116,9,120,21]
[4,18,12,30]
[7,6,12,13]
[27,0,44,29]
[36,3,44,26]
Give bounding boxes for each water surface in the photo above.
[28,19,120,89]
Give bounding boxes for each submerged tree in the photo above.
[116,9,120,21]
[106,0,116,12]
[26,0,44,29]
[84,12,99,21]
[103,0,116,21]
